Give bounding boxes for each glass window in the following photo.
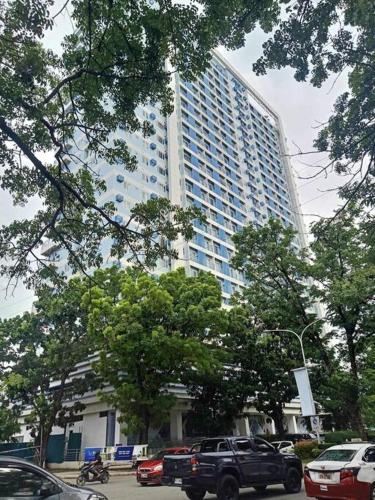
[315,449,357,462]
[253,438,275,452]
[235,439,252,452]
[0,467,57,497]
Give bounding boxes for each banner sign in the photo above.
[114,446,134,461]
[292,367,316,416]
[84,447,102,461]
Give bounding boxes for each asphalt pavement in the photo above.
[85,475,308,500]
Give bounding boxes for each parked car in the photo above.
[284,433,317,444]
[136,447,189,486]
[271,440,295,453]
[0,455,108,499]
[162,436,303,500]
[304,442,375,499]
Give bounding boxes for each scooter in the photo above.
[76,462,110,486]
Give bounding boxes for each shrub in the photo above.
[324,431,361,444]
[311,448,322,458]
[293,441,317,461]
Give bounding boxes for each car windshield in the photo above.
[315,449,357,462]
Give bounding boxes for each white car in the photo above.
[304,442,375,499]
[271,440,295,453]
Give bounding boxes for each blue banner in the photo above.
[115,446,134,461]
[84,447,102,461]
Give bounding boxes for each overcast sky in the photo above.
[0,9,348,318]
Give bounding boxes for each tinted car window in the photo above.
[253,438,275,452]
[0,467,55,497]
[364,448,375,463]
[201,439,226,453]
[235,439,252,452]
[315,449,357,462]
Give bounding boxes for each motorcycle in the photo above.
[76,462,110,486]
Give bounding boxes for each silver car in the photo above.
[0,456,108,500]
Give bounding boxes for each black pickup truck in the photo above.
[162,436,302,500]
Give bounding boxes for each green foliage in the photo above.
[311,206,375,437]
[253,0,375,206]
[0,397,20,442]
[83,267,226,443]
[0,0,285,285]
[231,218,328,434]
[0,278,95,464]
[324,431,362,444]
[293,441,318,461]
[184,306,250,437]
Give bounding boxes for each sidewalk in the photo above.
[53,465,136,481]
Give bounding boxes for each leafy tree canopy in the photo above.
[254,0,375,208]
[0,277,95,464]
[0,0,282,287]
[83,266,227,443]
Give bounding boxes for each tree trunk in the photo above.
[137,409,149,444]
[271,406,285,436]
[346,329,367,440]
[35,422,52,467]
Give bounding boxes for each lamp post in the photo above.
[264,318,323,368]
[264,318,324,443]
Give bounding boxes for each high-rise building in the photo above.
[44,50,305,298]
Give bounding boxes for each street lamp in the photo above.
[264,318,324,368]
[264,318,325,443]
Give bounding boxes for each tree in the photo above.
[253,0,375,208]
[231,219,329,434]
[184,306,250,437]
[83,267,226,443]
[0,396,20,442]
[0,0,283,286]
[311,206,375,438]
[0,277,95,465]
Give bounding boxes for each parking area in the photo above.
[88,475,307,500]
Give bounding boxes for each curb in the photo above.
[55,471,136,480]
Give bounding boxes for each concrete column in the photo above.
[293,415,299,433]
[235,417,250,436]
[170,410,183,443]
[287,415,298,433]
[270,419,276,435]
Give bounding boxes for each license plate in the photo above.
[319,473,331,480]
[141,473,148,479]
[174,478,182,485]
[320,485,328,491]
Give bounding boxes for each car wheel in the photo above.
[217,474,240,500]
[185,487,206,500]
[254,485,267,492]
[370,483,375,500]
[76,474,86,486]
[283,467,302,493]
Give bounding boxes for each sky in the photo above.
[0,7,348,318]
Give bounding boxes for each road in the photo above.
[88,475,307,500]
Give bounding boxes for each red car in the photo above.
[136,447,189,486]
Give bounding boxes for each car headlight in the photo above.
[153,464,163,472]
[88,495,108,500]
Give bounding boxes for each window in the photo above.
[234,439,252,452]
[253,438,275,453]
[364,448,375,463]
[0,467,58,497]
[315,449,357,462]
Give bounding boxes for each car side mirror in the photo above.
[39,484,60,497]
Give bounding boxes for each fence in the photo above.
[0,444,40,463]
